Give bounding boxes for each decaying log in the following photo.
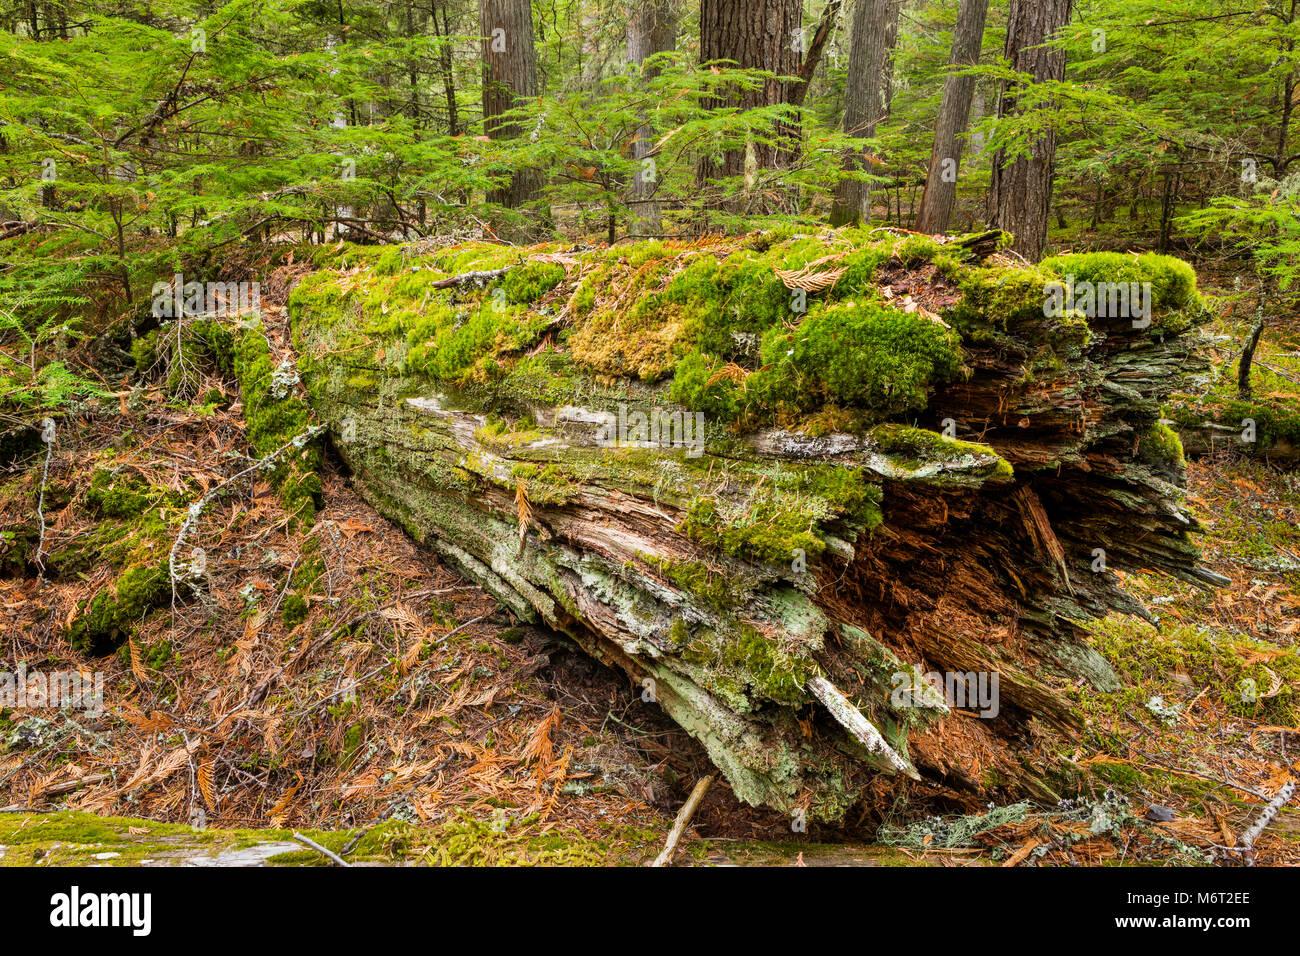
[290,232,1217,820]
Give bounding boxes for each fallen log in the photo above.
[290,232,1215,821]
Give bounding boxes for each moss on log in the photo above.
[290,229,1215,820]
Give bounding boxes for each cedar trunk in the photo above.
[698,0,802,195]
[987,0,1073,261]
[915,0,991,234]
[626,0,678,237]
[480,0,542,224]
[830,0,900,226]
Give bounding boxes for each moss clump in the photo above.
[667,349,742,420]
[281,593,309,628]
[1138,421,1185,475]
[233,320,322,525]
[501,261,565,304]
[281,540,325,629]
[678,462,882,566]
[1041,252,1200,313]
[116,636,175,672]
[68,561,171,655]
[870,424,1014,480]
[747,300,965,420]
[132,319,235,394]
[642,555,752,615]
[85,468,154,519]
[684,621,816,708]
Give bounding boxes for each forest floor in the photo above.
[1,261,1298,867]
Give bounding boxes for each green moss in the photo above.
[950,264,1058,332]
[684,621,816,708]
[1170,390,1300,459]
[233,320,322,525]
[668,349,742,419]
[677,463,881,566]
[870,424,1014,480]
[1139,421,1185,474]
[1084,615,1300,724]
[131,330,159,375]
[642,554,752,615]
[1041,251,1200,313]
[281,593,309,628]
[85,468,154,519]
[747,300,965,420]
[116,636,175,671]
[500,261,565,304]
[418,813,615,866]
[67,560,171,655]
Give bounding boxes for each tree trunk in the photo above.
[789,0,844,108]
[293,234,1213,820]
[830,0,900,226]
[915,0,990,234]
[626,0,678,237]
[698,0,802,200]
[480,0,542,230]
[1238,311,1266,399]
[987,0,1072,261]
[435,0,460,136]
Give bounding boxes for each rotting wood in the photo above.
[292,232,1217,820]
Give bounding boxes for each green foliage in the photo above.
[232,320,322,524]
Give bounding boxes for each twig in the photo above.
[35,773,111,800]
[1236,779,1296,866]
[430,266,512,289]
[292,831,352,867]
[292,832,353,868]
[651,774,714,867]
[34,418,55,572]
[169,423,325,605]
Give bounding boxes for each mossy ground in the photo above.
[0,810,653,866]
[1167,317,1300,463]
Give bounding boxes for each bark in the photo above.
[1238,312,1266,399]
[435,0,460,136]
[987,0,1072,261]
[293,236,1212,820]
[830,0,900,226]
[789,0,844,108]
[698,0,802,193]
[480,0,542,229]
[915,0,991,234]
[626,0,678,237]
